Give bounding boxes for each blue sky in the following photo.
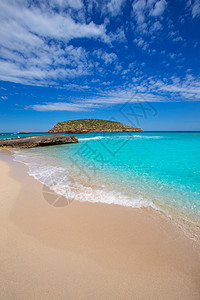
[0,0,200,132]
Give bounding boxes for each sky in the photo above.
[0,0,200,132]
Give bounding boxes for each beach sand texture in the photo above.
[0,153,200,299]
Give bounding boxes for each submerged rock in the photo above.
[0,134,78,149]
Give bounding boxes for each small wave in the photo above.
[131,135,163,139]
[79,135,163,142]
[1,136,20,140]
[12,149,158,210]
[79,136,107,141]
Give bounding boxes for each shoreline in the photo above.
[10,145,200,244]
[1,151,200,299]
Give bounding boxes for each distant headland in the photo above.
[48,119,143,133]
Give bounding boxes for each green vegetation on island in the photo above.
[48,119,143,133]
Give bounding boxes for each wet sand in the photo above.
[0,151,200,299]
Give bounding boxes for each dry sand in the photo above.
[0,151,200,299]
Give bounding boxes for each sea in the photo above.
[1,131,200,239]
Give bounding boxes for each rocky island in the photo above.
[0,134,78,149]
[49,119,143,133]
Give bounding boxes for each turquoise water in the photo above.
[1,132,200,228]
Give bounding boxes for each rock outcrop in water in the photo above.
[0,134,78,149]
[49,119,143,133]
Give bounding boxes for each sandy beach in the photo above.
[0,151,200,300]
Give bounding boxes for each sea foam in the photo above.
[12,149,157,210]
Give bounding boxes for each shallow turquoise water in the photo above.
[1,132,200,225]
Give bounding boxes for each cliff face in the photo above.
[0,135,78,148]
[48,119,143,133]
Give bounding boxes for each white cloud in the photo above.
[107,0,126,16]
[0,0,198,98]
[0,0,106,85]
[28,102,99,112]
[168,30,184,43]
[87,0,126,17]
[142,76,200,101]
[150,0,167,17]
[132,0,146,26]
[173,36,184,42]
[106,27,126,43]
[0,43,92,85]
[150,20,163,31]
[1,96,8,100]
[134,37,149,50]
[93,49,118,65]
[132,0,167,35]
[49,0,83,10]
[28,75,200,113]
[187,0,200,18]
[97,77,200,103]
[0,1,105,42]
[62,84,90,90]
